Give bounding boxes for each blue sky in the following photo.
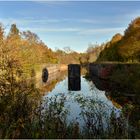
[0,1,140,52]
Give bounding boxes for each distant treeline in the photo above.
[0,23,83,75]
[1,16,140,73]
[0,23,59,74]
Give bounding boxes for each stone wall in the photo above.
[89,63,139,79]
[36,64,67,88]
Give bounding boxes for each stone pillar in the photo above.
[68,64,81,91]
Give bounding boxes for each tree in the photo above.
[22,30,40,44]
[7,24,21,46]
[8,24,20,38]
[63,46,73,54]
[0,23,4,42]
[86,43,98,53]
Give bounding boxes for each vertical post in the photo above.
[68,64,81,91]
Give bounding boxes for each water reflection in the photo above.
[40,71,67,94]
[68,77,81,91]
[41,69,140,138]
[90,75,140,104]
[43,76,119,127]
[90,75,140,138]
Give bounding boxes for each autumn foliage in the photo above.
[97,17,140,62]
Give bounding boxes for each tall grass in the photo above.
[1,88,139,139]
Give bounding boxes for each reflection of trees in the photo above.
[74,93,129,138]
[106,91,140,138]
[85,74,140,138]
[89,75,118,92]
[106,94,122,109]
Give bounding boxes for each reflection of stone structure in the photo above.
[40,71,67,94]
[90,75,123,92]
[68,64,81,91]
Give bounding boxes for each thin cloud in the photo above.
[0,18,125,36]
[0,17,127,27]
[34,1,71,5]
[20,27,80,32]
[78,19,99,24]
[20,26,125,36]
[78,27,125,35]
[0,18,61,25]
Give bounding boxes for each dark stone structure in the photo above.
[42,68,49,83]
[89,63,140,79]
[68,64,81,91]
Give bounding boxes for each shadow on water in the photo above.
[89,74,140,138]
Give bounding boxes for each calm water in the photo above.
[40,70,140,138]
[42,74,121,126]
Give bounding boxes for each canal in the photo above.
[43,75,121,127]
[39,67,140,138]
